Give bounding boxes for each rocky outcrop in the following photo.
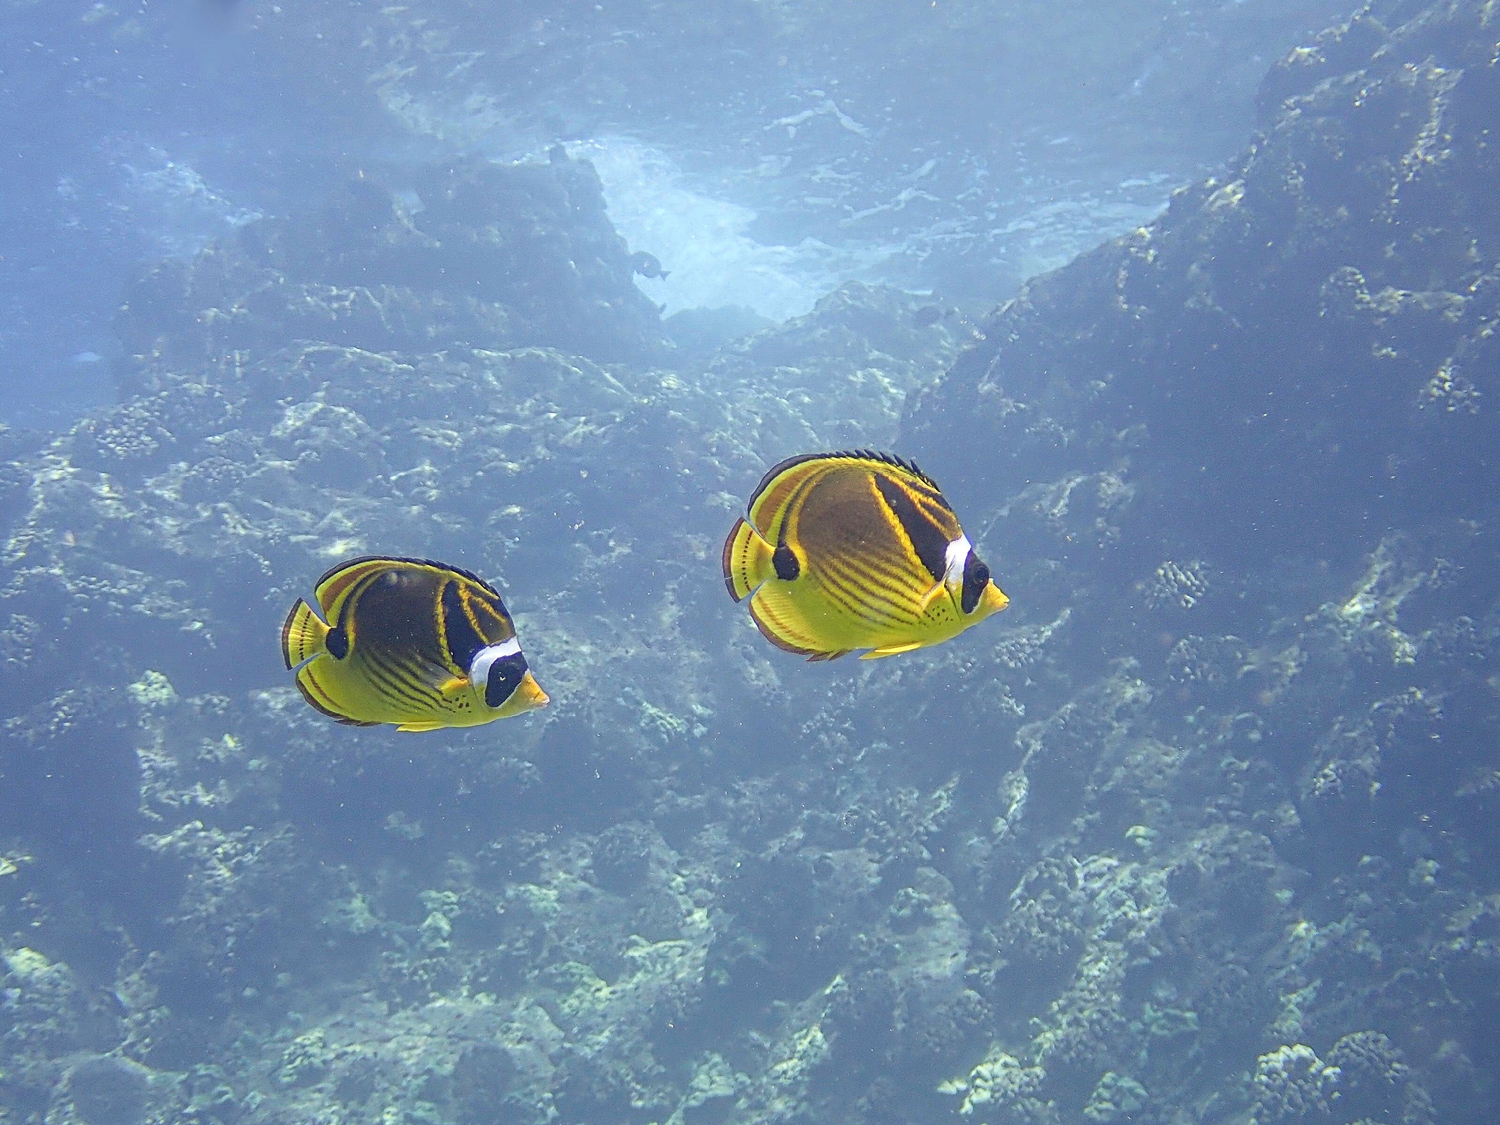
[905,0,1498,568]
[897,1,1499,1121]
[2,5,1498,1125]
[114,153,668,377]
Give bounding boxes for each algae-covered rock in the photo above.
[892,6,1500,1116]
[0,947,123,1110]
[64,1054,152,1125]
[1325,1030,1434,1125]
[3,4,1500,1125]
[1,135,972,1119]
[115,154,668,375]
[1082,1071,1150,1123]
[904,2,1500,571]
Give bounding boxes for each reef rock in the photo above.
[2,5,1499,1125]
[115,153,668,375]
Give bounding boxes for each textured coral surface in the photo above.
[2,3,1498,1125]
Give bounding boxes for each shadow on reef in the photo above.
[2,5,1500,1125]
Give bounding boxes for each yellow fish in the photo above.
[722,450,1009,660]
[280,556,548,731]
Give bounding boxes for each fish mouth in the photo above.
[986,584,1011,615]
[512,670,550,712]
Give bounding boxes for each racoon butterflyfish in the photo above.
[722,450,1009,660]
[280,556,549,732]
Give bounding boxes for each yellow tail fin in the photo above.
[280,598,329,670]
[722,517,775,602]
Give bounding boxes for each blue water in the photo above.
[5,3,1495,1125]
[0,0,1344,429]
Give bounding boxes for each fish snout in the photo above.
[514,670,550,712]
[982,582,1010,616]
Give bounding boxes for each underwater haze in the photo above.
[2,2,1499,1125]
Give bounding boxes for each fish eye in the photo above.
[961,550,991,615]
[485,652,530,708]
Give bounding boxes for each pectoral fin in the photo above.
[916,581,946,614]
[436,675,472,699]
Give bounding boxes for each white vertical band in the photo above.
[469,638,523,687]
[944,535,973,585]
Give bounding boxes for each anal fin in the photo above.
[861,641,924,660]
[747,583,839,660]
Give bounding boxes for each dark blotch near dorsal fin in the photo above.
[314,555,504,601]
[746,450,946,516]
[418,557,502,599]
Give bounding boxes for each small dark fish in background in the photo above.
[281,556,549,732]
[630,251,671,280]
[912,305,946,327]
[723,450,1009,660]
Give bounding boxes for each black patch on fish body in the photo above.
[485,654,529,708]
[961,550,991,615]
[441,579,487,669]
[873,475,950,583]
[367,572,425,641]
[344,567,448,685]
[773,542,800,581]
[326,625,350,659]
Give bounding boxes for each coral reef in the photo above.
[2,4,1499,1124]
[115,155,668,374]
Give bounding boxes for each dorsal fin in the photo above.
[313,554,503,601]
[746,449,942,514]
[833,449,942,492]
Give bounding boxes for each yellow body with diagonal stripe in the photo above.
[721,451,1009,660]
[280,555,547,731]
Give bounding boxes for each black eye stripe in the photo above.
[485,653,529,708]
[961,550,991,615]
